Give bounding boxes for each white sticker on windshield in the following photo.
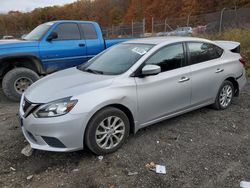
[132,47,147,55]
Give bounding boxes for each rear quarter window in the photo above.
[79,24,98,39]
[187,42,224,65]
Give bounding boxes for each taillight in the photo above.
[239,57,247,67]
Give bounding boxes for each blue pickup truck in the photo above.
[0,20,128,101]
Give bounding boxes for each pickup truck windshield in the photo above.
[79,43,154,75]
[24,22,53,41]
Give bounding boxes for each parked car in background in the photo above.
[168,27,193,36]
[21,34,27,39]
[156,32,169,37]
[140,33,153,37]
[19,37,246,154]
[0,20,130,101]
[2,35,15,40]
[192,25,207,35]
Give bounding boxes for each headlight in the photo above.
[33,97,78,118]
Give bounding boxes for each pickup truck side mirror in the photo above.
[141,64,161,76]
[47,32,58,41]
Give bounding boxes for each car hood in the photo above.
[0,39,39,49]
[25,67,116,103]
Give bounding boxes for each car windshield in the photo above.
[78,43,154,75]
[24,22,53,41]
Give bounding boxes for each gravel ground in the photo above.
[0,81,250,188]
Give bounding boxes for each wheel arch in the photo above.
[0,54,45,78]
[225,77,239,96]
[86,103,136,135]
[107,104,135,134]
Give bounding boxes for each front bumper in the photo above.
[19,103,88,152]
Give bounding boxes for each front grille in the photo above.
[23,98,32,113]
[22,98,39,117]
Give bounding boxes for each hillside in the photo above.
[0,0,250,35]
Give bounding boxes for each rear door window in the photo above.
[187,42,223,65]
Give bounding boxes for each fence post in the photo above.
[151,17,154,35]
[112,25,114,36]
[219,8,226,34]
[164,18,168,32]
[143,18,145,36]
[104,28,108,38]
[164,18,173,31]
[234,1,238,27]
[132,20,134,37]
[187,11,192,26]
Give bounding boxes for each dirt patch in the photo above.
[0,82,250,188]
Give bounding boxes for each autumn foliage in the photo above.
[0,0,249,35]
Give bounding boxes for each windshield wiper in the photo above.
[85,68,103,75]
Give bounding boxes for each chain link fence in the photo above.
[102,21,145,38]
[102,7,250,38]
[0,7,249,39]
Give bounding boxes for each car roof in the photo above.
[49,20,97,24]
[124,37,212,45]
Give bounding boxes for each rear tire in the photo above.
[2,68,39,102]
[212,80,234,110]
[85,107,130,155]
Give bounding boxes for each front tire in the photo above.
[212,80,234,110]
[2,68,39,101]
[85,107,130,155]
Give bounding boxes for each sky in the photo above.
[0,0,78,13]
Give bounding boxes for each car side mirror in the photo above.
[47,32,58,41]
[141,65,161,76]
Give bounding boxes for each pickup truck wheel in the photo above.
[85,107,130,155]
[2,68,39,101]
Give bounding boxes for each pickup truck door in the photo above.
[78,23,105,60]
[39,23,87,73]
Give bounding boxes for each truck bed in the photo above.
[105,38,132,48]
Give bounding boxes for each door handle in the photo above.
[179,77,190,83]
[79,43,85,47]
[215,68,224,73]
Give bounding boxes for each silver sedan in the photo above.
[19,37,247,154]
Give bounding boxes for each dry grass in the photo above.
[199,28,250,77]
[247,67,250,77]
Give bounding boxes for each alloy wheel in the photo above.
[219,84,233,108]
[95,116,125,150]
